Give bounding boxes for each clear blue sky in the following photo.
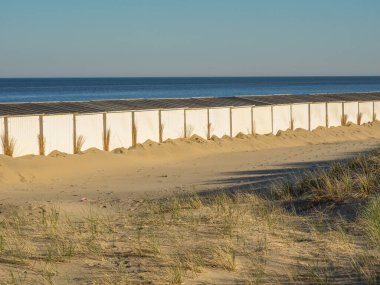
[1,0,380,77]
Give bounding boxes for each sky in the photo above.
[1,0,380,77]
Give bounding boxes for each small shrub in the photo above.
[74,135,85,154]
[341,114,348,126]
[170,264,183,284]
[1,133,16,157]
[290,118,295,131]
[103,128,111,151]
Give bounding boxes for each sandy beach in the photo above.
[1,122,380,205]
[1,123,380,283]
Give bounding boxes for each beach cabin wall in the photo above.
[133,110,160,144]
[343,102,359,124]
[8,116,40,156]
[160,109,185,141]
[272,104,291,134]
[358,101,373,124]
[374,101,380,122]
[184,109,208,138]
[252,106,272,135]
[75,113,104,151]
[327,102,343,127]
[106,112,133,150]
[231,106,252,136]
[309,103,326,130]
[2,98,379,157]
[43,114,74,154]
[291,103,309,130]
[208,107,231,138]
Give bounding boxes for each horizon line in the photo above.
[2,75,380,79]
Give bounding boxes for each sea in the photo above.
[0,76,380,103]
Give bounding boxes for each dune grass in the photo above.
[341,114,349,126]
[361,197,380,248]
[103,128,111,151]
[1,152,380,284]
[357,112,363,125]
[73,135,85,154]
[1,133,16,157]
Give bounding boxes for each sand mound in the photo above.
[129,144,145,150]
[190,135,207,144]
[48,150,69,158]
[163,138,176,145]
[143,139,159,147]
[83,148,102,154]
[210,135,221,141]
[235,132,250,139]
[112,147,128,154]
[222,135,233,141]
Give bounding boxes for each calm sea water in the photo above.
[0,77,380,103]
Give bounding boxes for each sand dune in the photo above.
[1,123,380,205]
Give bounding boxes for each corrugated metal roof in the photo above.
[0,92,379,116]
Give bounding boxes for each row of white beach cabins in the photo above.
[0,100,378,157]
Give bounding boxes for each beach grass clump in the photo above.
[103,128,111,151]
[290,118,295,131]
[74,135,85,154]
[272,152,380,203]
[1,133,16,157]
[3,150,380,283]
[341,114,348,126]
[357,112,363,125]
[361,196,380,247]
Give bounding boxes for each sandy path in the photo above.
[1,136,379,207]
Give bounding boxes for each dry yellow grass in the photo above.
[357,112,363,125]
[1,133,15,157]
[2,127,380,283]
[1,156,380,284]
[341,114,349,126]
[103,128,111,151]
[74,135,85,154]
[290,118,295,131]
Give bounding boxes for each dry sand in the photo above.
[1,122,380,207]
[1,123,380,284]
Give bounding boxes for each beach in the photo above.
[1,123,380,283]
[1,122,380,204]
